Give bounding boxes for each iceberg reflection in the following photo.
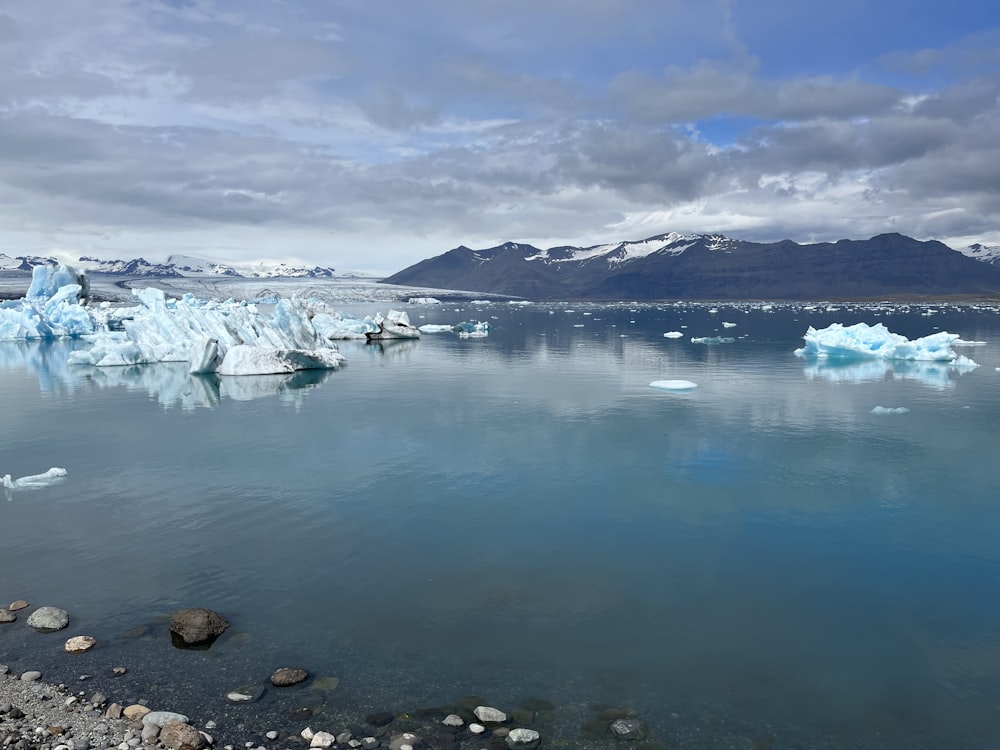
[0,341,334,408]
[802,359,976,388]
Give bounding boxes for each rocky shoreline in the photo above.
[0,600,675,750]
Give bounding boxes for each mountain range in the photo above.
[384,232,1000,300]
[0,253,339,279]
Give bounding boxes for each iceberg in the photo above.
[794,322,970,362]
[691,336,735,345]
[0,265,95,341]
[364,309,421,340]
[871,406,910,415]
[650,380,698,391]
[663,331,684,338]
[65,287,350,375]
[2,467,67,490]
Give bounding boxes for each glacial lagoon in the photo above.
[3,299,1000,749]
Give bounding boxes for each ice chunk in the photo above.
[217,345,346,375]
[67,288,350,374]
[2,467,67,490]
[691,336,735,344]
[871,406,910,415]
[663,331,684,338]
[795,322,968,362]
[722,322,737,328]
[408,297,441,304]
[650,380,698,390]
[0,266,95,341]
[418,324,455,333]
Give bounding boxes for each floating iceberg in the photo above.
[2,467,67,490]
[365,309,421,340]
[691,336,735,345]
[0,265,95,340]
[452,321,491,338]
[795,322,972,362]
[871,406,910,415]
[650,380,698,391]
[663,331,684,339]
[61,287,351,376]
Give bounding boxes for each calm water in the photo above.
[3,301,1000,749]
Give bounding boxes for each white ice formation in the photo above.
[0,265,94,340]
[795,322,976,363]
[663,331,684,338]
[2,467,67,490]
[417,321,491,337]
[0,265,367,375]
[871,406,910,415]
[649,380,698,391]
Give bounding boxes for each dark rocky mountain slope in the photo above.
[384,232,1000,300]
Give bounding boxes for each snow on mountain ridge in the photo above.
[960,243,1000,266]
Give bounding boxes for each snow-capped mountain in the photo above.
[384,232,1000,300]
[1,252,338,279]
[960,243,1000,265]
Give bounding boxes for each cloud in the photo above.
[0,0,998,271]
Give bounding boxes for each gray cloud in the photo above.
[0,0,998,271]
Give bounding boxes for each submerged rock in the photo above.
[169,608,229,646]
[609,718,647,741]
[271,667,309,686]
[65,635,96,653]
[27,607,70,632]
[473,705,507,724]
[0,608,15,623]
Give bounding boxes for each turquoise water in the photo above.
[2,301,1000,749]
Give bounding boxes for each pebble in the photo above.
[473,706,507,724]
[270,667,308,687]
[9,600,29,611]
[469,723,486,734]
[265,731,279,741]
[21,671,43,682]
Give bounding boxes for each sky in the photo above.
[0,0,998,274]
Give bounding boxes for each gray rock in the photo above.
[265,732,279,741]
[142,710,190,727]
[0,608,15,623]
[168,608,229,646]
[609,718,646,740]
[336,731,353,744]
[159,721,204,750]
[506,728,540,747]
[270,668,308,687]
[141,724,161,743]
[442,715,463,727]
[9,600,29,611]
[473,705,507,724]
[21,671,42,682]
[361,738,379,750]
[26,606,70,632]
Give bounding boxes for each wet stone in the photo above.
[0,609,15,623]
[270,667,308,687]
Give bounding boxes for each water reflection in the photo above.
[0,340,335,408]
[802,358,979,388]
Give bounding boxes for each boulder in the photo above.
[26,606,69,632]
[473,706,507,724]
[0,609,15,623]
[270,667,308,687]
[160,721,205,750]
[609,718,646,741]
[506,728,540,748]
[169,608,229,646]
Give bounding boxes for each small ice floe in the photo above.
[691,336,735,344]
[418,324,454,333]
[722,322,737,328]
[408,297,441,304]
[663,331,684,338]
[871,406,910,415]
[650,380,698,391]
[2,467,68,490]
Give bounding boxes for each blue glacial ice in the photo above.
[0,266,95,340]
[794,322,975,363]
[796,322,980,388]
[1,267,364,375]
